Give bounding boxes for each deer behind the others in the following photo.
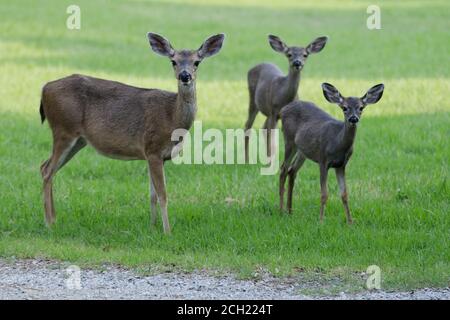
[279,83,385,224]
[244,35,328,159]
[39,33,225,234]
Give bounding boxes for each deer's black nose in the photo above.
[292,60,302,68]
[348,116,359,124]
[179,71,192,83]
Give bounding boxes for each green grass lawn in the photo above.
[0,0,449,291]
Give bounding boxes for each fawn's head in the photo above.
[148,33,225,86]
[268,35,328,71]
[322,83,385,126]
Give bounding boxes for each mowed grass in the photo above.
[0,0,449,291]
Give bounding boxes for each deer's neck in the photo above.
[281,67,301,99]
[176,82,197,129]
[337,122,357,151]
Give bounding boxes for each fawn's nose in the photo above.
[292,60,302,68]
[348,116,359,124]
[179,71,192,83]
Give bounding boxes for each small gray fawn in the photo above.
[279,83,385,224]
[244,35,328,159]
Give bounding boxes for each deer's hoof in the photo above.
[45,218,56,227]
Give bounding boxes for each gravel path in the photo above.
[0,259,448,300]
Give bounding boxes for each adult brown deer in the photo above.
[39,33,225,234]
[279,83,384,224]
[244,35,328,160]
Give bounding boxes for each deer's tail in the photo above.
[39,99,46,123]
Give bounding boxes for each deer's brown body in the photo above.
[41,74,191,161]
[40,33,225,234]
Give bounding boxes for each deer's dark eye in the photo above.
[303,54,308,58]
[359,107,365,111]
[286,53,292,58]
[342,107,348,112]
[171,60,177,66]
[194,61,201,67]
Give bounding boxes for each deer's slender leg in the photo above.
[244,85,258,163]
[319,164,329,222]
[269,117,278,160]
[147,155,170,234]
[148,173,158,226]
[335,166,353,224]
[41,135,78,225]
[262,117,270,158]
[287,154,306,213]
[279,143,296,210]
[264,116,277,158]
[56,137,86,171]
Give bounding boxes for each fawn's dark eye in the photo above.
[359,107,365,111]
[303,54,308,58]
[194,61,200,67]
[287,53,292,58]
[342,107,348,112]
[171,60,177,66]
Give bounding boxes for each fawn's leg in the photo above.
[335,166,353,224]
[319,164,329,222]
[287,154,306,213]
[244,84,258,163]
[279,144,295,211]
[263,116,277,158]
[147,155,170,234]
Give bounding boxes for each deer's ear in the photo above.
[198,33,225,59]
[306,36,328,54]
[147,32,175,57]
[322,82,343,104]
[268,35,288,53]
[361,84,384,105]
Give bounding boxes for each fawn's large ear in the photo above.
[198,33,225,59]
[268,35,288,53]
[147,32,175,57]
[306,36,328,54]
[322,82,344,104]
[361,84,384,105]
